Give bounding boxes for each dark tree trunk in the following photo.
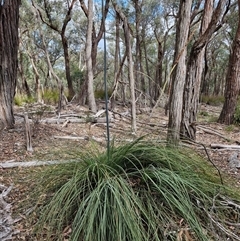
[60,0,76,100]
[218,0,240,125]
[18,51,31,98]
[154,39,163,101]
[61,34,74,100]
[142,30,151,100]
[0,0,21,128]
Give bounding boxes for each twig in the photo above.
[198,125,231,141]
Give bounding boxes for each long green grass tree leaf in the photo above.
[35,138,240,241]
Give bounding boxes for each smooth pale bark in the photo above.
[86,0,97,112]
[0,0,21,128]
[29,54,42,103]
[78,0,110,105]
[110,12,121,110]
[167,0,192,145]
[181,0,228,140]
[218,0,240,125]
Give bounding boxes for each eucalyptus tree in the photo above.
[0,0,21,128]
[218,0,240,125]
[112,1,137,132]
[201,32,230,96]
[78,0,110,107]
[20,2,43,103]
[132,0,145,94]
[151,4,175,103]
[31,0,77,100]
[167,0,192,145]
[181,0,229,140]
[19,0,62,103]
[85,0,97,112]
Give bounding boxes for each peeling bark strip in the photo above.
[24,114,33,152]
[0,0,21,128]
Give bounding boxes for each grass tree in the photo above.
[35,138,240,241]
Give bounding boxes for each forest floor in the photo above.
[1,101,240,240]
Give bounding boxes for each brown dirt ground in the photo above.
[1,102,240,240]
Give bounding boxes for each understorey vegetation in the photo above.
[34,138,240,241]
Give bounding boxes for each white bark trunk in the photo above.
[86,0,97,112]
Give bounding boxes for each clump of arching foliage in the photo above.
[35,139,240,241]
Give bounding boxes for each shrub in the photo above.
[14,94,35,106]
[34,139,240,241]
[199,111,209,116]
[95,89,112,100]
[201,95,224,106]
[42,89,59,105]
[234,99,240,124]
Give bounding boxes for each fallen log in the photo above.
[54,135,89,140]
[198,126,230,141]
[210,144,240,149]
[0,160,78,169]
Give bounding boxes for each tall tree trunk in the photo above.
[181,0,227,140]
[18,50,31,98]
[142,30,151,101]
[133,0,140,91]
[29,55,42,103]
[110,12,121,110]
[79,0,110,105]
[61,0,77,100]
[61,30,74,100]
[167,0,192,145]
[218,0,240,125]
[0,0,21,128]
[113,2,137,133]
[86,0,97,112]
[153,39,163,101]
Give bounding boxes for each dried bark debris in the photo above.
[0,184,13,241]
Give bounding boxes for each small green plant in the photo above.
[201,95,224,106]
[14,94,35,106]
[234,100,240,124]
[207,115,219,123]
[199,111,209,116]
[225,125,235,132]
[42,89,59,104]
[14,95,24,106]
[95,89,112,100]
